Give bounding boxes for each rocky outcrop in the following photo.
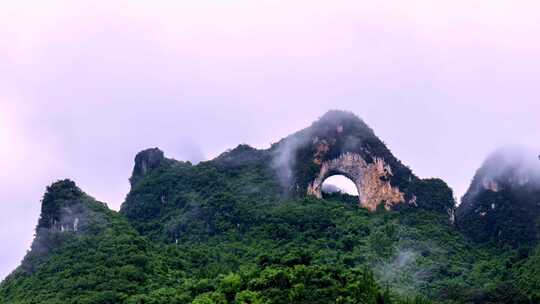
[35,180,110,238]
[130,148,165,186]
[37,180,86,232]
[307,153,405,211]
[20,180,111,273]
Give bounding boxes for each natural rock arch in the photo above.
[307,153,405,211]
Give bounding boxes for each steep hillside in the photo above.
[2,111,539,303]
[457,146,540,247]
[1,182,441,304]
[0,180,165,303]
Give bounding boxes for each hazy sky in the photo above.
[1,0,540,280]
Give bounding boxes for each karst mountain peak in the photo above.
[3,110,540,303]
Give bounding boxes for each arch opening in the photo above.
[306,153,406,211]
[321,175,359,196]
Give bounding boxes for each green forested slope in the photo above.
[1,112,539,303]
[2,175,536,303]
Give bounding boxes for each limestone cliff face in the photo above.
[42,205,82,233]
[307,153,405,211]
[35,180,110,238]
[20,180,111,273]
[272,110,419,211]
[37,180,87,233]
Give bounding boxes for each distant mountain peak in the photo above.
[457,146,540,246]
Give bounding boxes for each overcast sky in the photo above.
[1,0,540,280]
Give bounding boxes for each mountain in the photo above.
[1,111,539,303]
[268,110,453,213]
[457,146,540,247]
[0,180,163,303]
[121,110,455,242]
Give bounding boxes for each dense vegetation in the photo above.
[1,112,539,303]
[2,175,538,303]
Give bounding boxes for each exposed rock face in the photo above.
[130,148,165,186]
[37,180,86,232]
[307,153,405,211]
[482,179,500,192]
[271,110,419,211]
[46,206,82,233]
[26,180,108,267]
[124,110,455,217]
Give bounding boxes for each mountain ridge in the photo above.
[2,110,539,303]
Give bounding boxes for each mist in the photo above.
[480,146,540,185]
[271,134,311,191]
[2,0,540,281]
[462,145,540,203]
[373,241,435,296]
